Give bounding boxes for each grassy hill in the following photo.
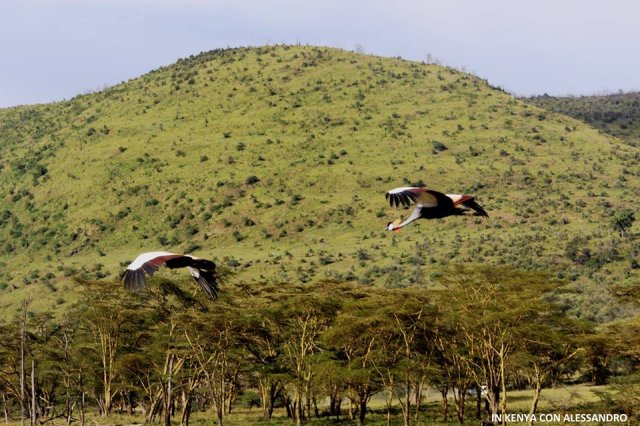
[0,45,638,321]
[525,92,640,146]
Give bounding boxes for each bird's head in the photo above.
[386,219,402,232]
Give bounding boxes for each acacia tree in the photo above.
[30,312,79,425]
[48,318,81,425]
[0,305,77,426]
[0,318,23,425]
[232,285,287,420]
[313,356,346,422]
[515,311,584,424]
[433,318,474,424]
[273,282,340,425]
[370,290,434,426]
[73,280,153,416]
[120,320,185,424]
[611,208,635,237]
[597,300,640,421]
[389,291,434,426]
[179,302,244,426]
[436,266,560,425]
[322,290,388,426]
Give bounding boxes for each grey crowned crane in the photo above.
[385,187,488,231]
[122,252,219,300]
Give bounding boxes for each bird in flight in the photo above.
[122,252,219,300]
[385,187,488,231]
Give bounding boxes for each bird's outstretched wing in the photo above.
[122,252,185,291]
[386,187,449,208]
[122,252,219,300]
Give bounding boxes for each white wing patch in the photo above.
[127,251,177,270]
[188,266,199,279]
[387,187,417,194]
[446,194,463,203]
[386,187,441,208]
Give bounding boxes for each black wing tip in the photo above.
[463,199,489,218]
[122,269,148,292]
[196,274,219,301]
[190,263,219,301]
[386,189,419,209]
[385,191,396,207]
[474,204,489,219]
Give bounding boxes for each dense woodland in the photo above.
[524,92,640,146]
[1,266,639,426]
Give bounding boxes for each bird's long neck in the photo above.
[396,208,422,229]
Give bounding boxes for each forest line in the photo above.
[0,265,638,425]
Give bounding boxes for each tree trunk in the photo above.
[180,390,192,426]
[414,378,423,422]
[328,390,341,420]
[31,359,36,426]
[440,387,449,422]
[267,382,278,419]
[403,379,411,426]
[103,385,112,417]
[328,394,337,417]
[296,390,303,425]
[485,385,500,422]
[284,396,292,418]
[258,380,268,417]
[305,383,311,420]
[293,398,301,426]
[216,402,223,426]
[79,391,85,426]
[147,388,164,423]
[455,387,466,424]
[20,302,27,426]
[357,398,367,426]
[500,347,507,426]
[3,394,9,425]
[527,366,543,426]
[475,385,482,420]
[312,396,319,418]
[164,355,174,426]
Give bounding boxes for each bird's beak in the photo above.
[387,219,402,231]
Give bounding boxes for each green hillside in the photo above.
[524,92,640,146]
[0,45,638,320]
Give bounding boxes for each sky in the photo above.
[1,0,639,108]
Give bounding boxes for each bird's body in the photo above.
[385,187,488,230]
[122,251,219,300]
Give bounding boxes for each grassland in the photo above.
[11,386,620,426]
[0,45,638,321]
[0,383,612,426]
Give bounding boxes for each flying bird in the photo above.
[385,187,488,231]
[122,252,219,300]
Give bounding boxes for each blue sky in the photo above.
[1,0,639,107]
